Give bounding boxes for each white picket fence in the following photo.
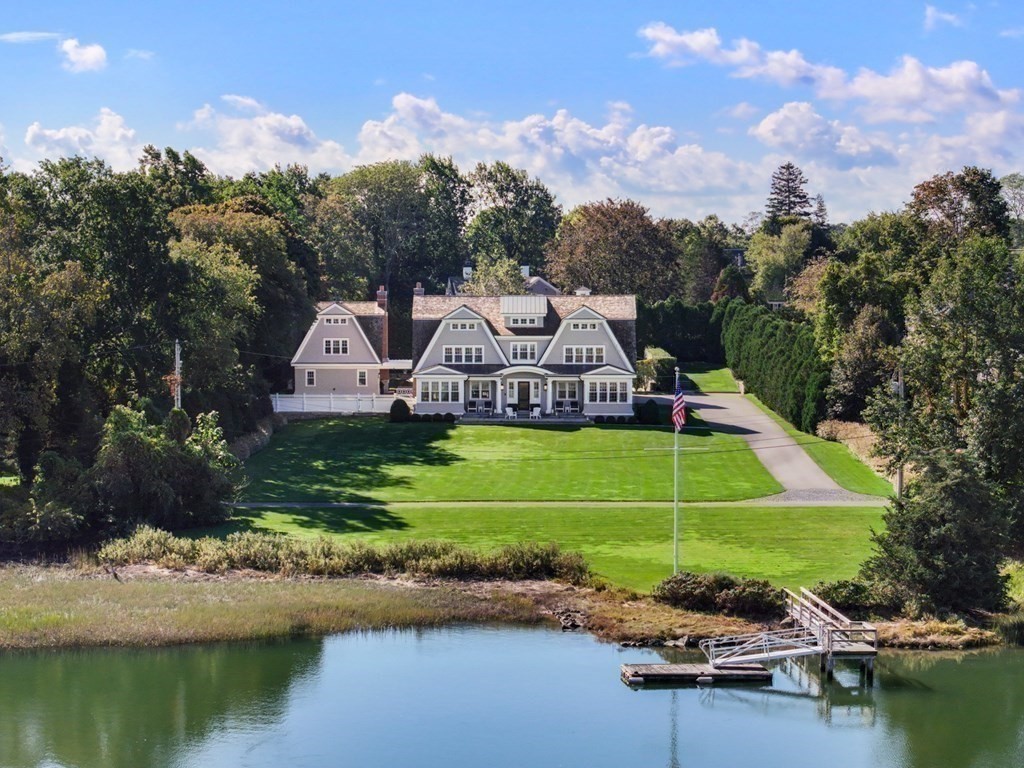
[271,393,398,414]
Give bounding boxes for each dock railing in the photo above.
[784,588,877,654]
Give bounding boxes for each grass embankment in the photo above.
[0,566,542,649]
[678,362,739,393]
[746,395,893,497]
[211,504,885,592]
[242,417,781,503]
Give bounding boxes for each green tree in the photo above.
[862,452,1007,614]
[1001,171,1024,248]
[745,220,812,298]
[460,256,526,296]
[668,215,730,303]
[765,162,812,219]
[710,264,749,303]
[545,199,676,301]
[467,161,560,269]
[138,145,214,211]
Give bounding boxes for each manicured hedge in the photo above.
[719,299,828,433]
[639,296,829,433]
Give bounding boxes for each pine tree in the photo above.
[811,194,828,226]
[766,162,812,219]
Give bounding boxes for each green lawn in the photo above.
[213,503,885,591]
[678,362,739,393]
[243,417,782,504]
[747,396,894,497]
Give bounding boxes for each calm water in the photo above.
[1,626,1023,768]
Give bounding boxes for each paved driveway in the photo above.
[642,391,884,503]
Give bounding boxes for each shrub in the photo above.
[715,580,784,619]
[443,412,456,422]
[593,415,606,424]
[652,571,739,612]
[627,416,638,424]
[97,528,590,584]
[638,398,661,425]
[996,613,1024,646]
[389,399,411,423]
[409,413,421,422]
[431,412,445,423]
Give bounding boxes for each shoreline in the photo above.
[0,565,1002,652]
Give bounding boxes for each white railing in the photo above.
[271,393,398,414]
[700,627,822,668]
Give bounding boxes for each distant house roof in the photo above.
[445,274,561,297]
[315,301,385,316]
[412,294,637,365]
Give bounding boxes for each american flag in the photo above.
[671,382,687,431]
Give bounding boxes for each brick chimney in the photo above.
[376,285,388,310]
[413,281,425,296]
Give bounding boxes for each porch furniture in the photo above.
[530,406,542,420]
[504,406,517,420]
[478,401,493,416]
[466,402,478,414]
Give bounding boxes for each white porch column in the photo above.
[495,378,504,412]
[546,380,554,413]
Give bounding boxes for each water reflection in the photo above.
[0,639,323,768]
[1,629,1023,768]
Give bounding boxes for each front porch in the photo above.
[458,411,591,424]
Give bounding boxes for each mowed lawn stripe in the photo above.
[243,418,782,504]
[218,504,884,591]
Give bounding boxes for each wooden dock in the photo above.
[621,663,772,686]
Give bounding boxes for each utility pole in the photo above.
[672,366,682,574]
[174,339,182,410]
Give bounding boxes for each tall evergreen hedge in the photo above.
[639,297,828,433]
[718,299,828,433]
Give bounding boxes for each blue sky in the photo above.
[3,1,1023,222]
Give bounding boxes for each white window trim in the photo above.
[563,345,605,365]
[509,342,537,362]
[586,380,629,403]
[442,345,484,365]
[305,370,316,387]
[357,370,368,387]
[450,321,478,331]
[324,317,348,325]
[324,338,349,355]
[420,380,462,403]
[570,321,598,331]
[555,381,579,400]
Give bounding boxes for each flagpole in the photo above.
[673,366,680,575]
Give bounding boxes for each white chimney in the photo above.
[520,265,531,277]
[462,261,473,280]
[574,287,592,296]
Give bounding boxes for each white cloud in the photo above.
[125,48,154,60]
[749,102,897,168]
[183,98,351,176]
[924,5,962,31]
[0,31,61,43]
[1000,27,1024,38]
[722,101,760,119]
[59,38,106,72]
[640,22,1016,123]
[25,107,140,169]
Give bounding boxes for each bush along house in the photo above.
[409,284,636,419]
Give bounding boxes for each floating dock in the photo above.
[621,663,772,686]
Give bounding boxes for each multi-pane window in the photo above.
[570,321,598,330]
[450,321,477,331]
[587,381,629,403]
[305,370,316,387]
[510,342,537,362]
[357,370,368,387]
[420,381,460,402]
[469,382,488,400]
[555,381,578,400]
[324,338,348,355]
[442,346,484,364]
[563,346,605,364]
[324,317,348,325]
[509,316,539,326]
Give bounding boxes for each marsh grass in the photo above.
[995,613,1024,646]
[0,566,542,649]
[98,526,590,584]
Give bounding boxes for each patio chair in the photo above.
[466,402,477,414]
[504,406,517,420]
[530,406,542,420]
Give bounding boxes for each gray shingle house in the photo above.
[290,287,398,395]
[410,292,637,417]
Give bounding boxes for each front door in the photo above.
[517,382,531,411]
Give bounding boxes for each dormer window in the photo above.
[450,321,478,331]
[324,317,348,325]
[570,321,598,331]
[509,316,539,327]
